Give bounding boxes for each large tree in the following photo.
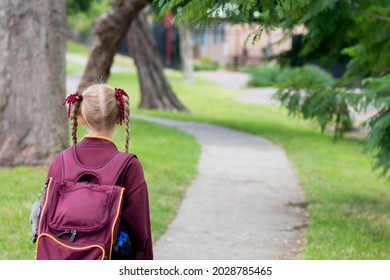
[0,0,68,166]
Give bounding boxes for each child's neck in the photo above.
[87,130,113,140]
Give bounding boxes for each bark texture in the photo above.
[0,0,68,166]
[127,12,188,111]
[78,0,151,90]
[178,24,194,82]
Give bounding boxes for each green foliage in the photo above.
[67,0,111,41]
[247,64,281,87]
[247,63,334,88]
[274,65,356,137]
[362,74,390,177]
[278,0,390,176]
[193,57,219,71]
[289,0,390,79]
[345,7,390,79]
[276,65,335,89]
[154,0,280,44]
[66,0,94,15]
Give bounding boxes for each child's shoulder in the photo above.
[46,151,63,178]
[50,146,72,163]
[47,146,73,174]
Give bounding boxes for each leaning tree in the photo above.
[78,0,150,90]
[127,10,188,111]
[0,0,68,166]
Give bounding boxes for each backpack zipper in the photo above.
[57,229,78,243]
[70,230,77,242]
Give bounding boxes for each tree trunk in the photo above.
[127,11,188,111]
[78,0,151,90]
[178,23,194,82]
[0,0,68,166]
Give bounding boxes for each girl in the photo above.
[46,83,153,260]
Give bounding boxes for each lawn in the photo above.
[66,40,135,74]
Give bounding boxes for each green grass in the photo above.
[66,40,89,56]
[108,70,389,259]
[66,60,85,74]
[0,119,200,260]
[66,40,135,75]
[113,54,135,69]
[0,166,47,260]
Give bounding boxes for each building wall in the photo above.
[194,22,293,67]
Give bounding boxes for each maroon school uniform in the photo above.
[46,136,153,260]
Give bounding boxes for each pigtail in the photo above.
[124,96,130,153]
[69,102,80,145]
[115,88,130,153]
[63,92,83,145]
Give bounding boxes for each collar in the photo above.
[79,136,118,150]
[84,135,115,144]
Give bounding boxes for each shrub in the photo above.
[193,57,219,71]
[275,64,335,89]
[247,64,281,87]
[273,65,356,137]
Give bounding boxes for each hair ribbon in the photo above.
[63,92,83,118]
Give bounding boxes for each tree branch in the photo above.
[359,10,390,21]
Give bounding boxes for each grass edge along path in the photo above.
[0,119,200,260]
[108,70,389,260]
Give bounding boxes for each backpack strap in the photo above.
[60,146,136,185]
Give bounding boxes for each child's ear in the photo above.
[77,114,86,125]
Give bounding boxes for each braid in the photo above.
[69,101,80,145]
[124,96,130,153]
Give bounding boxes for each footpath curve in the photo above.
[136,115,307,260]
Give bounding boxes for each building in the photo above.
[193,20,293,67]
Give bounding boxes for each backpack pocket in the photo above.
[49,181,115,231]
[36,233,106,260]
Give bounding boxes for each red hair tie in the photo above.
[63,92,83,118]
[115,88,129,125]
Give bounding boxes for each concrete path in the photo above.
[136,115,307,260]
[198,70,279,105]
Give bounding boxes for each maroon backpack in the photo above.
[34,146,134,260]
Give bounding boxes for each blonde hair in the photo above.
[68,84,130,153]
